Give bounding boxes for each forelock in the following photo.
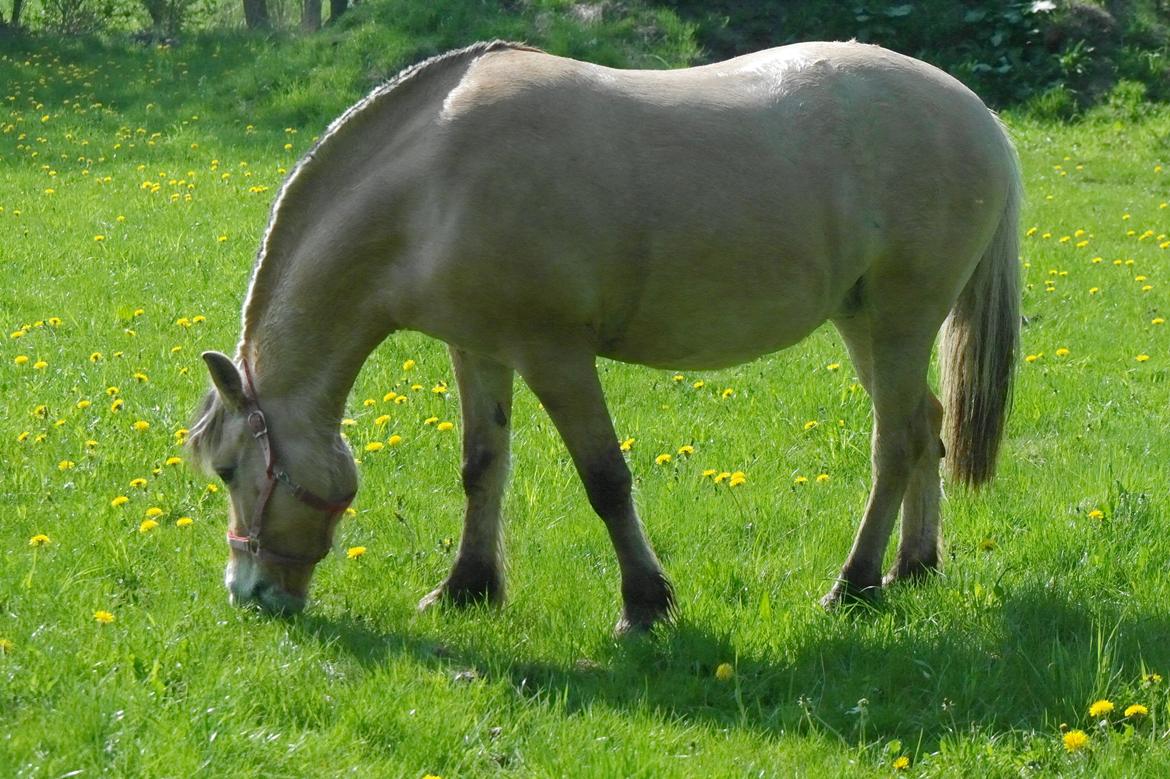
[186,389,226,476]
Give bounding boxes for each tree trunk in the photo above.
[11,0,25,27]
[243,0,269,29]
[327,0,346,24]
[302,0,321,31]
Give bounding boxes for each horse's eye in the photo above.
[216,466,236,484]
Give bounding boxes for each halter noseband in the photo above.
[225,360,355,566]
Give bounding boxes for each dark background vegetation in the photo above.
[2,0,1169,119]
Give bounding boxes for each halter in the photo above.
[225,360,355,566]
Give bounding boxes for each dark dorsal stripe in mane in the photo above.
[239,40,540,350]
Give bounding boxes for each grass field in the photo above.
[2,34,1170,778]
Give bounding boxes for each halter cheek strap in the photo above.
[225,360,355,566]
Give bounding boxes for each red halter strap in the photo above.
[225,359,355,566]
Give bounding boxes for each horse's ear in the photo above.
[202,351,246,410]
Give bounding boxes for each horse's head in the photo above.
[187,351,357,615]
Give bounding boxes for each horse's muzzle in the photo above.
[227,576,307,615]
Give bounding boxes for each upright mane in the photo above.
[238,40,540,352]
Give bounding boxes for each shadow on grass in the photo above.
[291,586,1170,753]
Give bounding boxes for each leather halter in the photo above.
[225,360,355,566]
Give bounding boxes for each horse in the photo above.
[187,40,1021,633]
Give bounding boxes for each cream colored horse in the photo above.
[188,40,1021,632]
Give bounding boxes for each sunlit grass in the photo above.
[2,37,1170,776]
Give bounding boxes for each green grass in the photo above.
[2,29,1170,778]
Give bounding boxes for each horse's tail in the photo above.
[939,136,1022,489]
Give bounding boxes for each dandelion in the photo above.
[164,456,182,467]
[139,519,159,533]
[58,460,75,471]
[129,478,147,488]
[1089,287,1100,294]
[1125,704,1149,718]
[1143,673,1163,686]
[364,441,384,453]
[174,428,189,443]
[132,372,148,383]
[374,414,391,426]
[714,471,731,484]
[1055,348,1070,357]
[145,507,164,518]
[620,437,635,452]
[110,398,124,412]
[175,517,194,528]
[106,386,119,396]
[728,471,746,487]
[93,234,105,242]
[111,495,129,507]
[1088,509,1104,520]
[672,374,684,382]
[714,663,734,681]
[826,362,841,371]
[393,395,408,405]
[431,383,448,395]
[85,439,98,449]
[701,468,718,478]
[677,445,695,456]
[423,416,439,426]
[93,610,115,624]
[803,420,818,431]
[76,399,91,410]
[347,546,367,560]
[17,432,30,443]
[816,473,830,484]
[28,534,50,547]
[1024,354,1041,363]
[655,453,672,465]
[721,387,734,399]
[13,355,28,365]
[892,756,910,771]
[1088,699,1114,718]
[1136,354,1150,363]
[388,434,403,446]
[0,638,12,653]
[132,420,150,432]
[1153,317,1165,325]
[1062,729,1089,752]
[436,421,454,432]
[205,483,219,493]
[383,391,398,402]
[794,475,809,485]
[402,359,416,371]
[32,404,48,418]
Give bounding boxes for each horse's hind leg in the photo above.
[518,354,673,634]
[884,392,944,585]
[419,348,513,610]
[822,317,938,606]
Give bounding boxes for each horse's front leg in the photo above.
[519,352,674,635]
[419,348,513,610]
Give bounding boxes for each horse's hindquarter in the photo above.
[404,43,1012,369]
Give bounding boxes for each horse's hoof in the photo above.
[820,577,881,610]
[613,607,669,638]
[418,572,504,612]
[614,574,675,636]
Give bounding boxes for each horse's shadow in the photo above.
[292,587,1170,751]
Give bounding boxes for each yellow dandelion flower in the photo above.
[388,434,403,446]
[129,478,147,488]
[721,387,734,399]
[1088,699,1114,718]
[111,495,129,507]
[1153,317,1165,325]
[892,756,910,771]
[364,441,384,453]
[139,519,159,533]
[132,372,148,383]
[144,507,164,518]
[341,418,357,427]
[423,416,439,426]
[374,414,391,426]
[17,432,30,443]
[58,460,75,471]
[32,405,48,418]
[411,384,423,392]
[110,398,124,412]
[13,354,28,366]
[436,421,454,432]
[826,362,841,371]
[383,391,398,402]
[620,437,635,452]
[346,546,366,560]
[701,468,718,478]
[76,399,92,410]
[164,456,182,467]
[1136,354,1150,363]
[205,483,219,493]
[93,234,105,242]
[0,638,12,653]
[431,383,448,394]
[692,380,705,389]
[132,420,150,432]
[402,359,416,371]
[1125,703,1148,718]
[1024,354,1040,363]
[106,386,119,396]
[393,396,408,405]
[714,663,734,681]
[714,471,731,484]
[28,534,51,547]
[362,398,376,407]
[1088,509,1104,520]
[655,453,672,465]
[672,374,685,382]
[677,444,695,456]
[816,473,830,484]
[93,610,115,624]
[728,471,746,487]
[803,420,818,431]
[85,439,98,448]
[794,475,809,485]
[176,516,194,528]
[1089,286,1100,294]
[1062,729,1088,752]
[1055,348,1070,357]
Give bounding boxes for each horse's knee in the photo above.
[461,445,496,495]
[583,453,632,519]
